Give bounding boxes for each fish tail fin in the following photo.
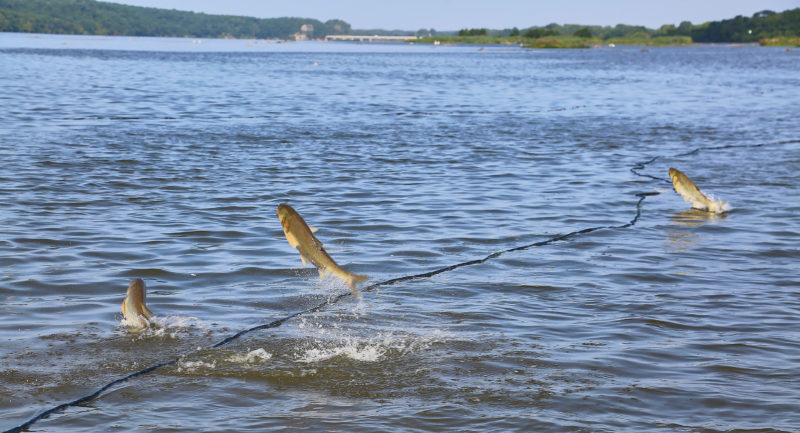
[347,274,368,299]
[349,273,368,288]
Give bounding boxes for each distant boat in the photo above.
[608,43,616,48]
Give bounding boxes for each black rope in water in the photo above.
[4,194,655,433]
[631,155,672,184]
[5,154,670,433]
[365,192,656,292]
[4,359,179,433]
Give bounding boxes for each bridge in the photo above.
[325,35,418,42]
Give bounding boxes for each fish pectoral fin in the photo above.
[308,225,319,233]
[142,305,154,318]
[296,247,309,265]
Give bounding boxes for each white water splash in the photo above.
[294,329,451,363]
[312,271,364,301]
[119,314,152,329]
[705,193,733,213]
[226,348,273,364]
[176,359,216,373]
[296,338,384,363]
[118,315,210,339]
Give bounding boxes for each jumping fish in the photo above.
[668,168,728,213]
[277,204,368,298]
[121,278,154,327]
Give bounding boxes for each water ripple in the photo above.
[1,39,799,432]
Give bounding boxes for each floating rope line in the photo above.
[16,139,794,432]
[630,155,672,184]
[5,155,670,433]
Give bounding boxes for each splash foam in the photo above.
[226,348,273,364]
[175,359,216,373]
[294,329,451,363]
[118,315,210,338]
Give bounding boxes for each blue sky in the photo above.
[106,0,799,30]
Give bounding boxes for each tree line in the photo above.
[458,8,799,42]
[0,0,351,39]
[689,9,800,42]
[1,0,797,43]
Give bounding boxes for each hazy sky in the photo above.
[105,0,799,30]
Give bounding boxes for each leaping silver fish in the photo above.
[668,168,728,213]
[121,278,154,327]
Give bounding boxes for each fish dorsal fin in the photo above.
[308,225,318,233]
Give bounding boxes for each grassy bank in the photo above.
[605,35,693,46]
[414,35,518,45]
[524,37,594,48]
[759,37,800,46]
[414,35,594,47]
[414,35,693,48]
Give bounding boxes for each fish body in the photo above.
[121,278,154,327]
[277,204,367,298]
[668,168,728,213]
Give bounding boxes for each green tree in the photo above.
[657,24,676,36]
[0,0,353,39]
[676,21,693,35]
[574,27,592,38]
[523,27,558,38]
[458,28,488,36]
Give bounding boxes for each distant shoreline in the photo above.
[411,36,799,48]
[2,1,799,47]
[2,32,797,51]
[4,33,795,55]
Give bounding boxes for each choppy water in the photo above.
[1,33,799,432]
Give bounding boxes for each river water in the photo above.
[1,33,798,432]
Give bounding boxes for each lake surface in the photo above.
[1,33,799,432]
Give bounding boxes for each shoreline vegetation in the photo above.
[1,0,798,48]
[758,37,800,47]
[414,35,695,48]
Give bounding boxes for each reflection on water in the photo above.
[670,208,729,226]
[667,209,729,256]
[666,228,699,254]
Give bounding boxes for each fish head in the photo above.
[277,204,305,249]
[276,204,296,228]
[668,167,685,185]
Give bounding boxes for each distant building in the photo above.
[294,23,314,41]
